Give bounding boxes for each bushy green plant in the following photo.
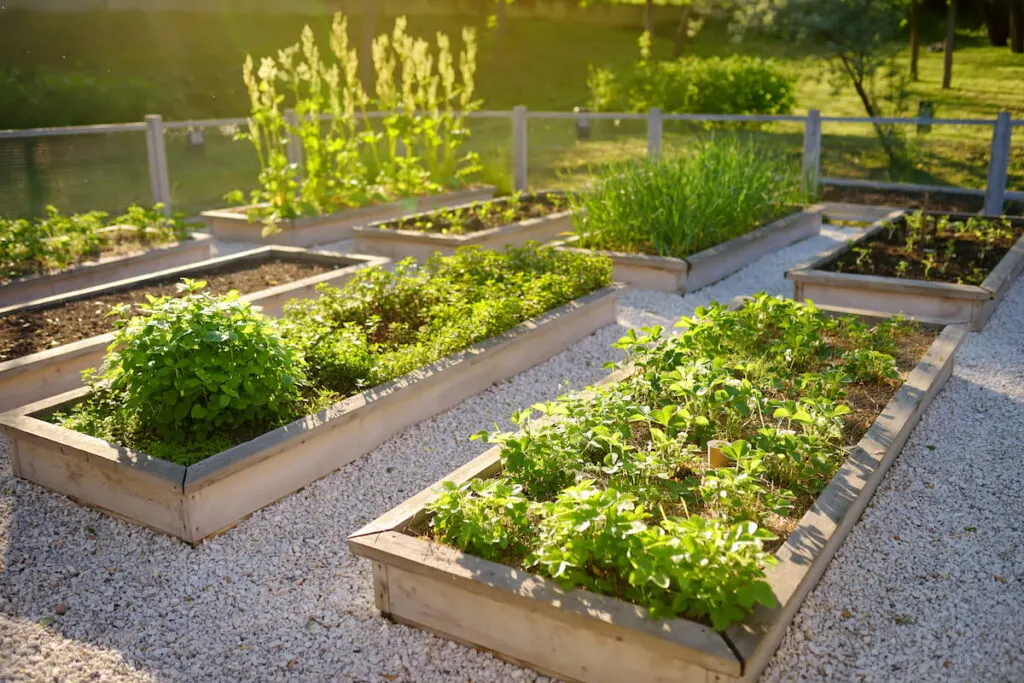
[79,280,304,443]
[428,295,921,629]
[588,34,795,116]
[229,13,481,230]
[56,244,611,465]
[283,244,612,394]
[569,137,806,258]
[0,203,190,282]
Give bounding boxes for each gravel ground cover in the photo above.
[1,224,1021,682]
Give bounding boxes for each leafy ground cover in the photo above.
[54,244,613,465]
[0,203,191,283]
[424,295,937,630]
[827,212,1024,284]
[375,192,569,235]
[568,137,806,258]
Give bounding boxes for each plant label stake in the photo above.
[707,440,730,468]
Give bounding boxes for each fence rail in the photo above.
[0,107,1017,217]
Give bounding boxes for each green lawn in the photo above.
[0,9,1020,217]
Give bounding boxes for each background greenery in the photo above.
[0,6,1020,217]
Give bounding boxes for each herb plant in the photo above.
[228,13,482,231]
[56,245,612,466]
[59,280,305,460]
[427,295,925,630]
[0,203,191,283]
[379,192,569,235]
[568,137,807,259]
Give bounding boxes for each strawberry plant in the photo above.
[0,203,191,283]
[427,295,928,630]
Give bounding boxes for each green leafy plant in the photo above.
[67,280,304,449]
[56,245,612,465]
[569,137,806,259]
[228,13,481,231]
[427,295,923,630]
[588,33,796,116]
[0,203,191,283]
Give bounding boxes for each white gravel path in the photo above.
[2,225,1021,682]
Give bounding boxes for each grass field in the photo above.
[0,8,1020,217]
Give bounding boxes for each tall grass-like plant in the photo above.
[229,13,481,230]
[569,138,806,259]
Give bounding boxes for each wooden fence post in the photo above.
[647,107,663,160]
[802,109,822,197]
[144,115,172,215]
[983,112,1012,215]
[513,105,529,192]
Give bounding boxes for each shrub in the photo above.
[82,280,304,443]
[587,35,795,116]
[569,137,806,258]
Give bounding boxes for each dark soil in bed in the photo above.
[826,216,1023,284]
[0,257,331,361]
[379,192,567,234]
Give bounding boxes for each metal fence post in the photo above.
[144,115,172,215]
[647,107,663,160]
[284,108,304,171]
[802,109,822,197]
[983,112,1012,216]
[513,105,528,192]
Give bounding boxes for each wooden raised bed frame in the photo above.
[349,322,966,683]
[787,211,1024,331]
[0,232,213,310]
[201,186,496,247]
[0,247,388,413]
[552,206,824,294]
[0,285,621,544]
[352,193,573,261]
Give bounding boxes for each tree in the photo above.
[977,0,1009,46]
[766,0,911,163]
[941,0,956,89]
[1011,0,1024,53]
[646,0,656,33]
[909,0,921,80]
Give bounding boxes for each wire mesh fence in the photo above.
[0,131,150,218]
[0,108,1017,220]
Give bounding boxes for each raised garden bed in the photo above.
[201,186,497,247]
[352,192,573,261]
[0,231,213,310]
[554,206,824,293]
[0,285,620,544]
[787,211,1024,330]
[350,297,965,683]
[0,247,387,412]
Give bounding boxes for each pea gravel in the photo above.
[2,225,1021,682]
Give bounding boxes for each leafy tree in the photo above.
[762,0,912,163]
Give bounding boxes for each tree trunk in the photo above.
[838,55,900,164]
[942,0,956,89]
[977,0,1010,46]
[645,0,655,35]
[909,1,921,80]
[1011,0,1024,53]
[673,6,691,58]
